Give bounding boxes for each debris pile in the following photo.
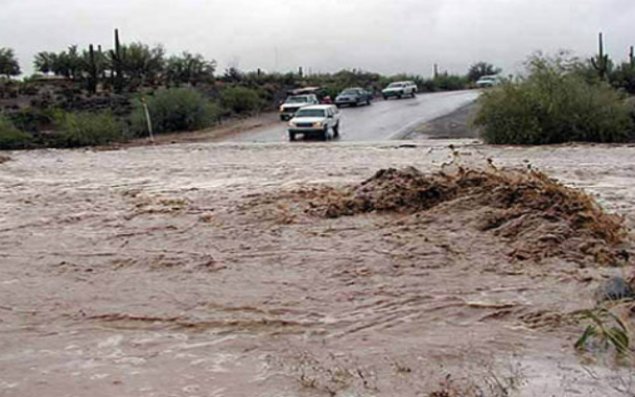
[318,166,630,265]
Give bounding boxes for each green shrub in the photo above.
[0,115,32,150]
[220,86,264,114]
[8,107,56,133]
[433,73,469,91]
[473,56,634,144]
[130,87,219,136]
[610,63,635,94]
[54,111,123,147]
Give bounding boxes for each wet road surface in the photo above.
[228,90,480,142]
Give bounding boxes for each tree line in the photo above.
[0,28,504,93]
[2,29,216,92]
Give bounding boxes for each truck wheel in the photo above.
[321,127,329,141]
[289,132,296,141]
[383,95,388,100]
[333,123,340,138]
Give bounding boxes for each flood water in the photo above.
[1,141,634,396]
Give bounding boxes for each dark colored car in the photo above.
[335,87,373,107]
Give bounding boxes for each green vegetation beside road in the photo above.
[129,88,221,137]
[53,111,123,148]
[474,53,635,144]
[0,115,31,150]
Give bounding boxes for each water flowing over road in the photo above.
[1,141,634,396]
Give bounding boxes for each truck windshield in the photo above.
[295,109,326,118]
[388,83,403,88]
[286,96,308,103]
[341,89,358,95]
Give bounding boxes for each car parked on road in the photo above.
[288,105,340,141]
[335,87,373,107]
[475,75,502,88]
[279,94,320,121]
[382,81,417,100]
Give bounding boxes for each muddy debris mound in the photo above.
[318,166,630,265]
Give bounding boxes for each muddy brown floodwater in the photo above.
[1,141,635,397]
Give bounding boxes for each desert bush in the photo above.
[129,87,220,136]
[467,62,502,82]
[54,111,123,147]
[8,107,56,133]
[0,115,32,150]
[220,86,264,114]
[433,73,469,91]
[610,63,635,94]
[474,55,634,144]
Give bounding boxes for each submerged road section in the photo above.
[227,90,480,142]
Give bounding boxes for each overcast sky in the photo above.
[2,0,634,77]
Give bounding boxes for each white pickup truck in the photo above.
[382,81,418,100]
[279,94,320,121]
[287,105,341,141]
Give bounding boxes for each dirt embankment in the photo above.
[405,101,480,139]
[102,112,279,149]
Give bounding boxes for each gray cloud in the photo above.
[2,0,634,76]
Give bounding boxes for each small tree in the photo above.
[121,42,165,87]
[66,45,83,80]
[0,48,21,78]
[34,52,55,75]
[222,66,244,83]
[166,52,215,86]
[467,62,501,82]
[40,46,84,79]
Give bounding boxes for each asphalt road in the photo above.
[229,90,480,142]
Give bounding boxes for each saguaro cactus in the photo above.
[98,45,106,79]
[87,44,98,94]
[591,32,610,80]
[630,46,634,67]
[111,28,124,93]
